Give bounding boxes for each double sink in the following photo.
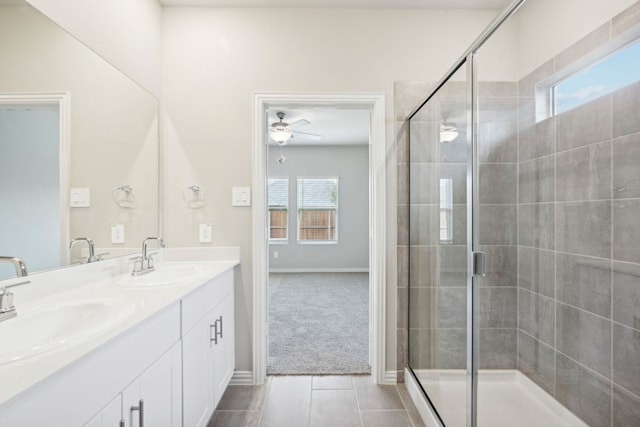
[0,263,215,367]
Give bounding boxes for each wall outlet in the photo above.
[111,224,124,243]
[273,251,279,259]
[199,224,212,243]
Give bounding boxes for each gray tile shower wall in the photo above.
[477,82,519,370]
[515,5,640,424]
[397,2,640,426]
[395,81,435,381]
[397,79,519,375]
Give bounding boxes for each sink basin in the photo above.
[0,299,135,366]
[116,263,214,288]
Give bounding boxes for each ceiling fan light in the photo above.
[270,126,292,144]
[440,122,459,143]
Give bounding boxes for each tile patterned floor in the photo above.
[209,375,426,427]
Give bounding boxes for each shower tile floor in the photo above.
[208,375,426,427]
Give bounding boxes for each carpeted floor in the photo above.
[267,272,371,375]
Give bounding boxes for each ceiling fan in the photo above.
[269,111,322,145]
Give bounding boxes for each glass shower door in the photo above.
[408,63,471,427]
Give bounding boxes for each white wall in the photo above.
[25,0,162,97]
[161,7,506,374]
[512,0,637,78]
[267,145,369,271]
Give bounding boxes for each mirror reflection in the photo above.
[0,1,159,279]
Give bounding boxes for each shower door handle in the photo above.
[473,252,486,277]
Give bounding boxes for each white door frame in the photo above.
[252,92,386,384]
[0,93,71,265]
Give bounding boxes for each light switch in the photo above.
[70,188,90,207]
[232,187,251,206]
[111,224,125,243]
[199,224,212,243]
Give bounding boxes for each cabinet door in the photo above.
[84,395,122,427]
[211,291,235,407]
[122,344,182,427]
[182,313,215,427]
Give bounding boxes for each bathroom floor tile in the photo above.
[353,376,405,410]
[312,375,354,390]
[360,410,413,427]
[310,389,360,427]
[210,375,421,427]
[217,377,272,410]
[208,410,261,427]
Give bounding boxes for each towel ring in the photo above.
[112,185,138,209]
[182,185,207,209]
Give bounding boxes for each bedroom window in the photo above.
[268,177,288,241]
[297,177,338,243]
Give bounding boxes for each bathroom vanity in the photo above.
[0,251,238,427]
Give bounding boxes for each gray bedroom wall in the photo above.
[267,145,369,271]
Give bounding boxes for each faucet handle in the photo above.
[0,289,14,313]
[95,253,109,261]
[0,281,28,314]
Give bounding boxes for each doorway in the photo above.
[265,108,370,374]
[0,93,69,279]
[252,93,386,384]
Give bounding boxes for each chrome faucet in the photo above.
[132,237,164,276]
[0,256,28,277]
[0,256,30,322]
[69,237,102,263]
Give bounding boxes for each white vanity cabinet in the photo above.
[182,269,235,427]
[84,343,182,427]
[121,343,182,427]
[0,263,237,427]
[84,395,122,427]
[0,303,181,427]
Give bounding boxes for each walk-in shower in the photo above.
[403,0,640,426]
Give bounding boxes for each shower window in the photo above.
[553,38,640,114]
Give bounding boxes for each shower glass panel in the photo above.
[473,0,640,426]
[407,1,640,426]
[408,64,470,427]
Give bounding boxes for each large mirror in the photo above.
[0,0,159,279]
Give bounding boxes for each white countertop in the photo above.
[0,259,238,408]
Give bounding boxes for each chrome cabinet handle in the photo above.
[217,316,223,339]
[210,323,218,345]
[131,399,144,427]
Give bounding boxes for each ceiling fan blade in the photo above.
[292,130,322,141]
[287,119,310,130]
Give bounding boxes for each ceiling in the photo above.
[267,108,370,146]
[159,0,511,9]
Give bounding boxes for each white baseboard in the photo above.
[384,370,398,384]
[269,268,369,273]
[230,371,254,385]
